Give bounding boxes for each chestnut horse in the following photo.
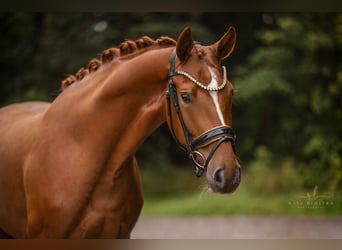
[0,26,240,238]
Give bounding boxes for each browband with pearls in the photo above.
[175,66,227,91]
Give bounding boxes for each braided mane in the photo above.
[60,35,176,90]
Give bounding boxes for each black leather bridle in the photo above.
[166,49,237,177]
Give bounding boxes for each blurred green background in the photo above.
[0,13,341,215]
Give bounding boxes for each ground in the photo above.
[131,216,342,239]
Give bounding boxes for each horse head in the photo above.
[166,26,240,194]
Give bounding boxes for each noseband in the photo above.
[166,49,237,177]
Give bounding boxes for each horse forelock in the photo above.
[60,35,176,91]
[194,45,206,59]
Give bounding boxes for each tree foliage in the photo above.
[234,13,342,191]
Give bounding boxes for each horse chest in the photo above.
[68,162,143,238]
[24,157,143,238]
[72,204,136,238]
[71,192,142,238]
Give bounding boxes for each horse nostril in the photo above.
[213,168,226,188]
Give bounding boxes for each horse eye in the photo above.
[181,93,191,104]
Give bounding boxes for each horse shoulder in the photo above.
[0,101,50,238]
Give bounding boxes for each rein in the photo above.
[166,49,236,177]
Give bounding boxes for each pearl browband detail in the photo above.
[175,66,227,92]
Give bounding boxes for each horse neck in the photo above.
[47,47,173,160]
[97,47,172,149]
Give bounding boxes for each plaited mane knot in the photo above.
[135,36,154,48]
[101,48,119,63]
[156,36,176,46]
[60,34,176,91]
[88,59,102,73]
[61,75,77,90]
[120,40,138,55]
[75,68,88,81]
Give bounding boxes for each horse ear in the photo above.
[212,26,236,61]
[176,26,194,63]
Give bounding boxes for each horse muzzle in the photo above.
[207,165,241,194]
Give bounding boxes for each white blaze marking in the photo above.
[207,67,226,125]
